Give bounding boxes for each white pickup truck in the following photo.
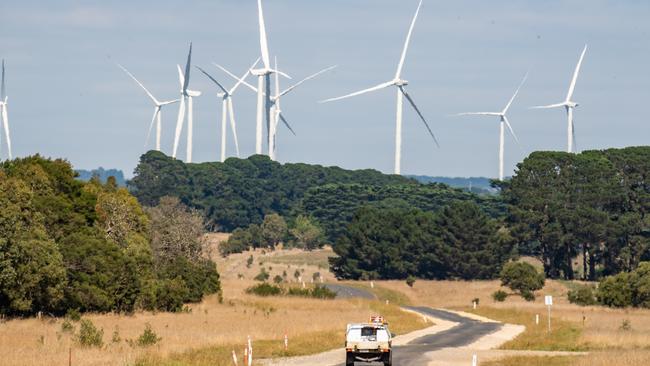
[345,316,392,366]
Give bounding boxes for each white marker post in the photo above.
[472,354,478,366]
[535,314,539,325]
[284,334,288,351]
[232,350,238,365]
[247,336,253,366]
[545,295,553,333]
[370,281,374,289]
[473,300,477,310]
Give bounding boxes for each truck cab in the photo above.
[345,316,392,366]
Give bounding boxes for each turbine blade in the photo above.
[145,108,159,149]
[173,97,186,158]
[160,99,181,106]
[271,69,292,79]
[2,104,11,159]
[566,45,588,101]
[278,65,337,99]
[227,98,241,158]
[530,103,566,109]
[395,0,423,79]
[177,65,185,88]
[279,113,297,136]
[401,87,439,148]
[196,66,229,94]
[502,71,529,114]
[213,62,258,93]
[117,64,160,105]
[502,115,521,147]
[182,43,193,93]
[320,80,395,103]
[230,58,260,94]
[257,0,271,69]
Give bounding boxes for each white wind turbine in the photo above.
[531,45,588,153]
[173,43,202,162]
[0,59,12,160]
[195,58,260,162]
[117,64,179,152]
[268,58,337,160]
[456,72,528,181]
[251,0,290,155]
[320,0,438,175]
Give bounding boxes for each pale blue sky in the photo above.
[1,0,649,177]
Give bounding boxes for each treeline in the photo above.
[330,201,515,280]
[0,156,220,316]
[129,151,502,241]
[502,147,650,280]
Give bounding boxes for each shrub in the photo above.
[310,285,337,299]
[287,287,311,297]
[136,323,161,347]
[313,272,321,282]
[598,272,633,308]
[66,308,81,322]
[406,276,416,288]
[500,262,545,299]
[112,327,121,343]
[61,319,75,333]
[254,269,270,282]
[246,283,283,297]
[219,228,252,256]
[492,290,508,302]
[273,275,283,284]
[155,278,190,312]
[76,319,103,348]
[246,255,254,268]
[620,319,632,331]
[568,285,597,306]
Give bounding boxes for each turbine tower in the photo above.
[0,59,11,160]
[173,43,202,162]
[117,64,179,152]
[456,72,528,181]
[268,58,336,160]
[196,58,260,162]
[251,0,290,155]
[531,45,588,153]
[320,0,438,175]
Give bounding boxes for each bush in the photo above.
[66,308,81,322]
[246,255,254,268]
[309,285,337,299]
[61,319,75,333]
[492,290,508,302]
[155,278,190,312]
[598,272,633,308]
[287,287,311,297]
[406,276,416,288]
[500,262,545,299]
[246,283,283,297]
[136,323,161,347]
[273,275,283,284]
[76,319,103,348]
[254,269,270,282]
[568,285,597,306]
[220,228,252,256]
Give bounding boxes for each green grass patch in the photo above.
[470,307,587,352]
[260,251,335,269]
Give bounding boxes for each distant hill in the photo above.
[407,176,498,195]
[75,167,126,186]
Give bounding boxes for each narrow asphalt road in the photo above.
[326,285,503,366]
[324,283,376,300]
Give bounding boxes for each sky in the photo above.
[1,0,649,178]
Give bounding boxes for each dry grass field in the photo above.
[376,279,650,365]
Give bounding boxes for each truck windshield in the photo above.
[361,327,378,337]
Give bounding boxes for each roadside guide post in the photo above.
[232,350,238,365]
[472,354,478,366]
[535,314,539,325]
[284,333,288,351]
[370,281,374,289]
[545,295,553,333]
[247,336,253,366]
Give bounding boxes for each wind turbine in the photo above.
[0,59,11,160]
[320,0,438,175]
[251,0,290,155]
[117,64,179,152]
[172,43,202,162]
[531,45,588,153]
[456,72,528,181]
[268,58,337,160]
[196,58,260,162]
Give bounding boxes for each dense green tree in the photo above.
[499,262,545,300]
[261,213,287,248]
[290,215,324,250]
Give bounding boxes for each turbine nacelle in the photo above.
[394,79,409,87]
[566,101,578,108]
